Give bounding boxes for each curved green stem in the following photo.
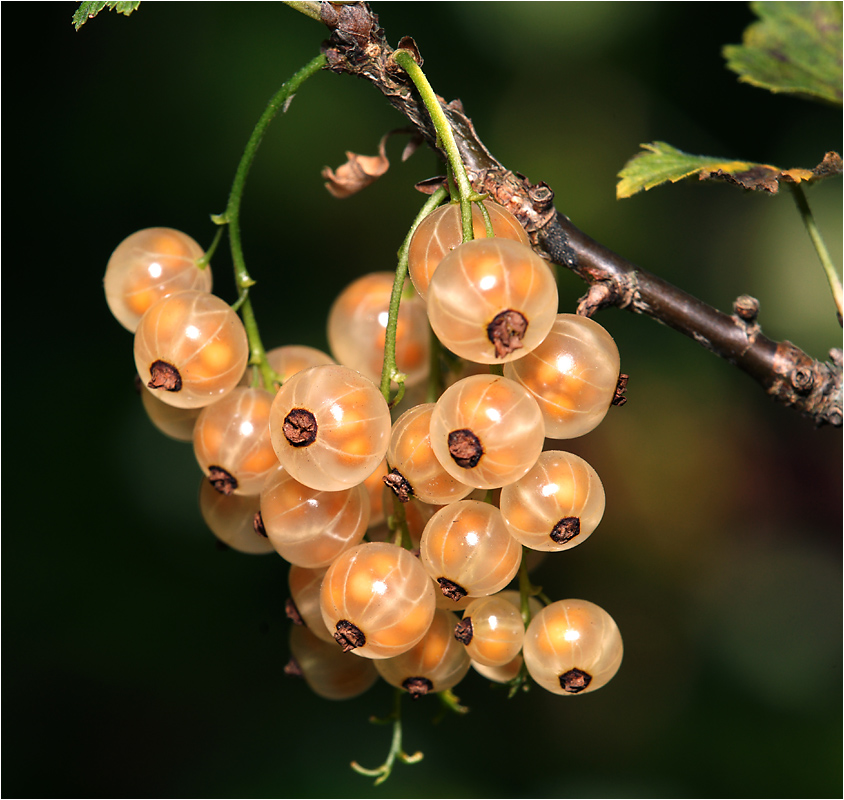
[213,52,327,388]
[351,688,423,785]
[379,186,449,404]
[393,50,480,243]
[788,183,843,323]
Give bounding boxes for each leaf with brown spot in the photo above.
[723,1,843,106]
[617,142,842,198]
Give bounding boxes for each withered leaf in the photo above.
[322,133,390,199]
[617,142,842,198]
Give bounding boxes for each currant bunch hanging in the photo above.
[104,45,628,786]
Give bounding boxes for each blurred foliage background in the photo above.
[4,3,841,797]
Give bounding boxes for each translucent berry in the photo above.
[268,365,391,492]
[499,450,605,552]
[260,465,369,569]
[327,272,430,388]
[430,374,545,489]
[140,386,201,442]
[504,313,621,438]
[320,542,436,659]
[104,227,212,332]
[287,565,335,643]
[426,238,558,363]
[454,594,525,667]
[287,625,379,700]
[419,500,522,601]
[471,654,523,684]
[198,480,274,555]
[523,599,623,695]
[407,201,530,299]
[193,387,278,496]
[134,290,249,409]
[241,343,335,388]
[363,457,390,529]
[385,403,473,505]
[375,609,471,698]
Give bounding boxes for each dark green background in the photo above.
[4,3,842,797]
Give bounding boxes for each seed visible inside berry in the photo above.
[283,408,318,446]
[148,360,182,392]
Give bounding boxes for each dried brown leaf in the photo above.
[322,133,390,199]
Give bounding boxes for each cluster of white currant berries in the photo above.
[104,200,624,705]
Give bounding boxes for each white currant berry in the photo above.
[407,201,530,299]
[320,542,436,659]
[287,625,379,700]
[260,464,369,569]
[419,500,522,601]
[523,599,623,695]
[134,290,249,409]
[504,313,621,438]
[375,609,471,699]
[104,227,211,332]
[499,450,606,552]
[426,238,557,363]
[268,364,391,492]
[429,374,545,490]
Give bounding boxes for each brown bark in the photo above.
[317,2,842,428]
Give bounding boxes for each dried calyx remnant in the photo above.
[334,619,366,652]
[560,667,592,694]
[487,309,528,358]
[284,597,304,626]
[148,360,181,392]
[447,429,483,468]
[253,511,267,537]
[453,617,473,645]
[208,466,237,495]
[550,516,580,545]
[437,577,468,601]
[283,408,318,446]
[383,469,413,502]
[402,676,434,699]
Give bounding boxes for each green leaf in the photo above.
[72,1,141,31]
[617,142,755,199]
[617,142,842,199]
[723,1,843,105]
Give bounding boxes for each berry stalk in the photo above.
[788,183,842,322]
[379,185,448,405]
[393,49,479,243]
[213,52,327,390]
[350,688,423,785]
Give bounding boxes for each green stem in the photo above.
[351,689,423,785]
[393,50,480,243]
[379,186,449,404]
[282,1,322,21]
[518,548,534,630]
[213,52,327,388]
[788,183,843,322]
